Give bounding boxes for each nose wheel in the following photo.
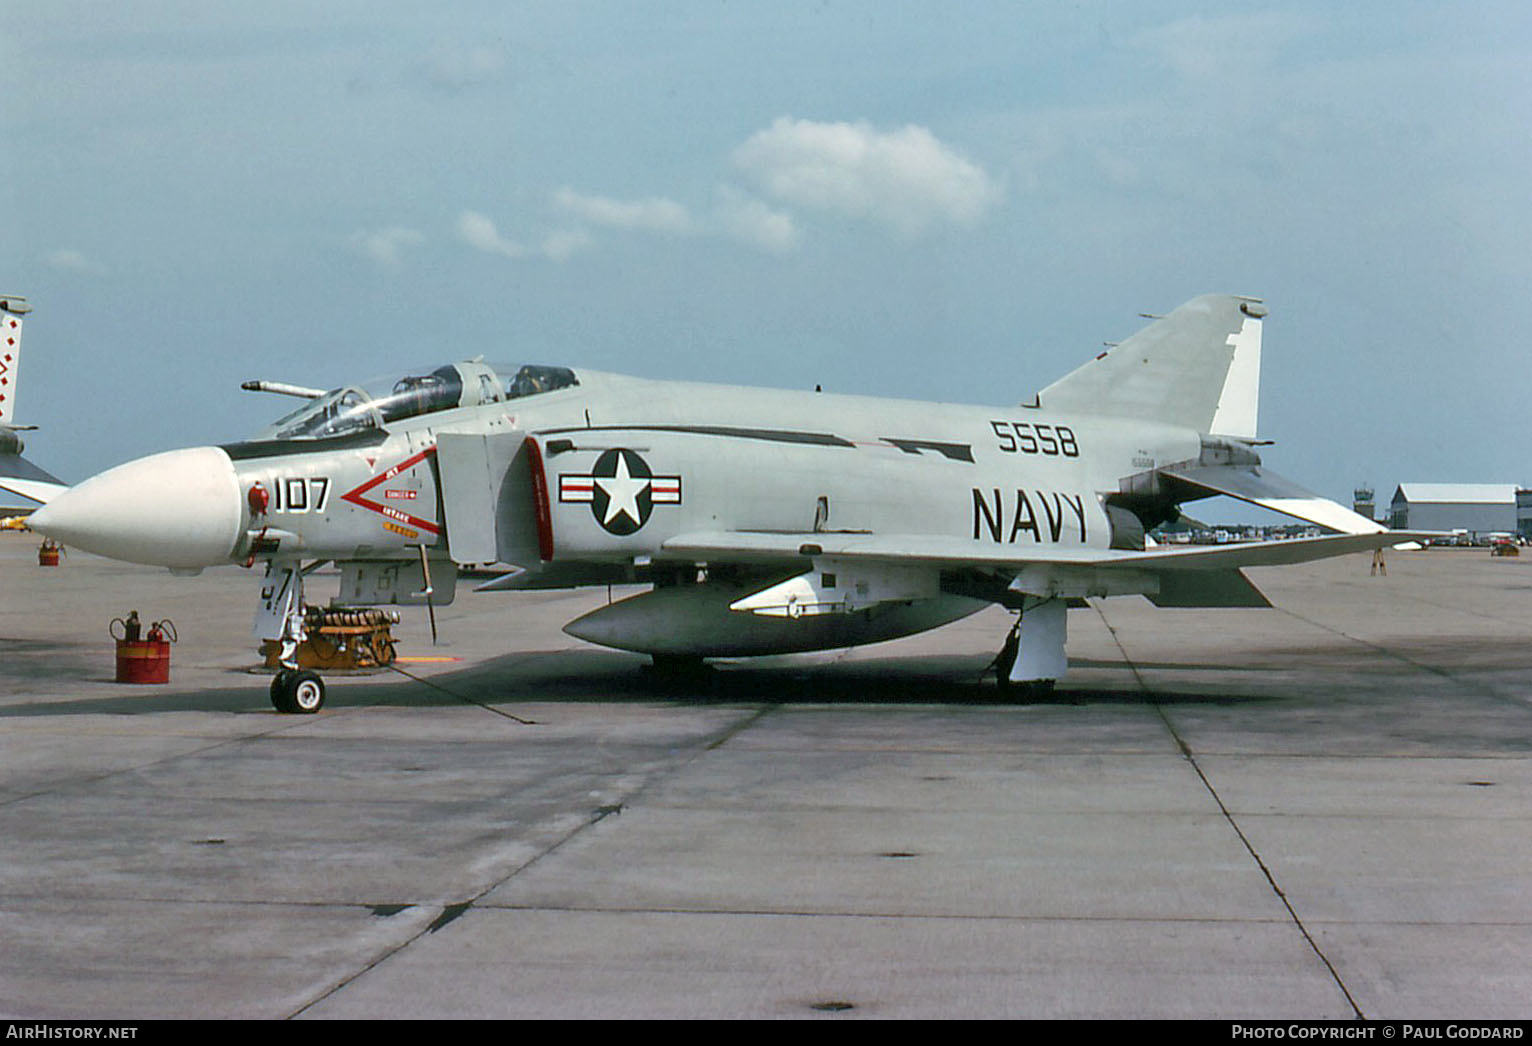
[270,669,327,713]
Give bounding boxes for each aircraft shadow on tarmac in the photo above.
[0,643,1313,718]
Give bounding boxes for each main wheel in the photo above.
[1021,679,1056,700]
[641,654,714,695]
[995,628,1019,688]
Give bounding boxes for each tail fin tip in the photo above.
[1038,293,1265,439]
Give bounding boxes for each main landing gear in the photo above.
[641,653,716,693]
[270,669,327,713]
[995,597,1066,699]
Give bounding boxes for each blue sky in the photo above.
[4,2,1529,514]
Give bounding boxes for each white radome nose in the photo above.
[30,446,244,569]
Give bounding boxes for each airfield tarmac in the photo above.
[1,532,1530,1020]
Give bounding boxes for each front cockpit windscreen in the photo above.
[257,363,578,440]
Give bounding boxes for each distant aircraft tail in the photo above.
[0,295,28,429]
[1036,294,1266,439]
[0,296,67,508]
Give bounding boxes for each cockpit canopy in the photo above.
[258,362,578,440]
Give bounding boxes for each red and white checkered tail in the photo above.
[0,296,29,429]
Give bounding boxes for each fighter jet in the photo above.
[0,296,68,513]
[30,294,1415,712]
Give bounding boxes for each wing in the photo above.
[662,528,1412,567]
[661,527,1429,613]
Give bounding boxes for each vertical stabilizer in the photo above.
[0,295,29,428]
[0,296,66,506]
[1037,294,1265,439]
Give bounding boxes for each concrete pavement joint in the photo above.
[0,712,349,810]
[284,702,777,1019]
[1276,605,1532,711]
[472,901,1296,923]
[1091,603,1366,1020]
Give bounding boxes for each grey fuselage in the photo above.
[220,368,1201,571]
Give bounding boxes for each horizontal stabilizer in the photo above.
[1165,464,1385,535]
[0,454,66,506]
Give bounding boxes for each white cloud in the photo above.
[732,117,1002,235]
[1129,13,1316,81]
[457,211,594,263]
[553,188,696,235]
[550,186,799,255]
[456,211,526,259]
[712,190,800,254]
[541,228,594,263]
[44,249,97,272]
[454,120,996,266]
[415,41,509,92]
[349,227,424,266]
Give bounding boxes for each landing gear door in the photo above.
[436,430,536,566]
[254,560,302,642]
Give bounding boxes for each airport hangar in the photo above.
[1386,483,1532,540]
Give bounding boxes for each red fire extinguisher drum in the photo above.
[115,623,172,684]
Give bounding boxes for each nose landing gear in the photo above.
[258,559,330,714]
